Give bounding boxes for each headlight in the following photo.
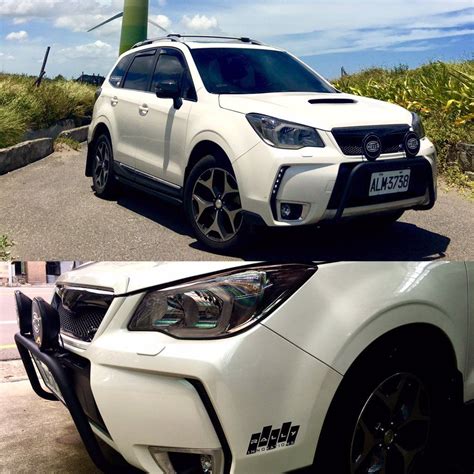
[411,112,425,138]
[129,264,317,339]
[246,113,324,149]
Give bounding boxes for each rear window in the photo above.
[122,51,156,91]
[109,55,132,88]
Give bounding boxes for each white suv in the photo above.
[15,261,474,473]
[86,35,437,250]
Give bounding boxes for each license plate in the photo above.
[31,353,64,402]
[369,169,411,196]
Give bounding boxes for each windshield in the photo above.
[191,48,336,95]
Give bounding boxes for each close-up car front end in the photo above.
[14,262,342,473]
[13,261,473,474]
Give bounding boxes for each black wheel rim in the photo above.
[191,167,243,242]
[94,140,111,190]
[350,372,431,474]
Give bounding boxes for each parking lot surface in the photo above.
[0,145,472,261]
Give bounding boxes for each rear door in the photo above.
[134,47,196,184]
[116,48,157,171]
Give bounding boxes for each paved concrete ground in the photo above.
[0,361,136,473]
[0,145,472,261]
[0,287,54,361]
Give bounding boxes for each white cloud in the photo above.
[150,14,172,31]
[157,0,167,6]
[181,14,221,33]
[13,17,31,24]
[6,30,29,41]
[58,40,115,60]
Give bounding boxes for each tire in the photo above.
[92,133,116,198]
[184,153,250,251]
[312,343,456,474]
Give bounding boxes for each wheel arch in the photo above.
[86,121,112,177]
[184,140,233,185]
[311,322,463,471]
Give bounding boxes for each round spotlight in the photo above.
[15,290,32,335]
[404,131,420,157]
[31,297,60,350]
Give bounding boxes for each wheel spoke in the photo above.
[222,207,241,234]
[221,174,238,199]
[197,169,216,198]
[205,211,224,240]
[393,443,423,472]
[353,418,377,470]
[193,194,214,221]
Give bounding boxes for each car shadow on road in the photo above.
[229,220,451,261]
[114,188,450,260]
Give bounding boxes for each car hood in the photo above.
[57,261,249,294]
[219,92,412,130]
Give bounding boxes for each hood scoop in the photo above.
[308,98,357,104]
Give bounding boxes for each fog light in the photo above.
[200,454,213,473]
[280,203,303,220]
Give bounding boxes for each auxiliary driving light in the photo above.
[31,297,60,350]
[15,290,33,335]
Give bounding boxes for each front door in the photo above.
[134,47,196,185]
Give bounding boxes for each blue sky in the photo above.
[0,0,473,79]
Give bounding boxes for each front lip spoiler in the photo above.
[14,333,119,473]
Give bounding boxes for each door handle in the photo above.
[138,104,149,116]
[111,96,118,106]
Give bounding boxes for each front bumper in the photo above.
[233,137,437,226]
[16,310,342,474]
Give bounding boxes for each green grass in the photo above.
[0,235,14,261]
[0,74,95,148]
[334,60,474,192]
[54,136,81,151]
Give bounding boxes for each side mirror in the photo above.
[155,80,182,109]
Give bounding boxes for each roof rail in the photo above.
[167,34,264,45]
[131,36,179,49]
[131,34,264,49]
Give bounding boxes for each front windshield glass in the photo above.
[191,47,336,94]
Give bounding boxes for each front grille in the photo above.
[52,288,113,342]
[332,124,410,156]
[58,304,107,342]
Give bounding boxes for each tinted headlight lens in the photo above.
[129,264,317,339]
[247,113,324,149]
[411,112,425,138]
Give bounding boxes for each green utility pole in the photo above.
[120,0,149,54]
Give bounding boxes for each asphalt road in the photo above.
[0,286,54,361]
[0,145,472,261]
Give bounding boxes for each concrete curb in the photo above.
[0,138,53,175]
[58,125,89,143]
[0,126,88,175]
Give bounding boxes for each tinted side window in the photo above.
[109,55,132,88]
[152,50,197,101]
[123,52,156,91]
